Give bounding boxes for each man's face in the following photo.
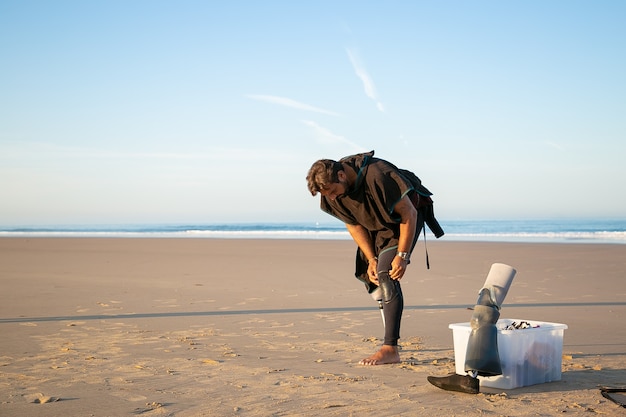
[319,171,349,201]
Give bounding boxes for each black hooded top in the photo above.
[320,150,432,253]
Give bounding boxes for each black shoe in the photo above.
[427,373,479,394]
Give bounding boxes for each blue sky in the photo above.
[1,1,625,225]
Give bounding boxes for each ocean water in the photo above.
[1,219,625,244]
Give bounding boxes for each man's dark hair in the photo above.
[306,159,343,196]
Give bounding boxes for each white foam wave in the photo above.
[0,229,352,240]
[1,229,625,243]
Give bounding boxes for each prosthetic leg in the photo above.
[370,287,385,327]
[428,263,516,394]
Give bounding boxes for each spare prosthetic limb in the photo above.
[428,263,516,394]
[465,263,516,376]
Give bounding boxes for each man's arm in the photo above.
[345,223,379,283]
[390,195,418,280]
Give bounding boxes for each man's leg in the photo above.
[359,249,403,365]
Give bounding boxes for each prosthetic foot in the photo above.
[428,263,516,394]
[427,373,479,394]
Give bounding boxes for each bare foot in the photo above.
[358,345,400,365]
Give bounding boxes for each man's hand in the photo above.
[367,258,379,285]
[389,256,408,280]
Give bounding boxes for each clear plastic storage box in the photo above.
[450,319,568,389]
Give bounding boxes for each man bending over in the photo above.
[306,150,443,365]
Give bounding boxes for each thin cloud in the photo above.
[346,47,385,112]
[247,94,340,116]
[545,141,565,151]
[301,120,366,152]
[0,141,291,161]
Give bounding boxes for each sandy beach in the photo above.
[1,238,624,416]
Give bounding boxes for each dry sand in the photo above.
[0,238,625,416]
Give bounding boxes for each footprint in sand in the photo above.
[25,393,61,404]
